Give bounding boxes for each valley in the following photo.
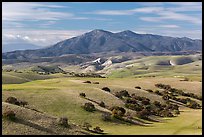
[2,54,202,135]
[2,2,202,135]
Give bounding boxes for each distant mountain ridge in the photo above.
[3,43,41,53]
[2,29,202,60]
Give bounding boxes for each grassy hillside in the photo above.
[2,102,89,135]
[2,77,202,135]
[107,55,202,81]
[2,71,72,84]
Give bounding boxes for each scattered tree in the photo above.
[101,87,111,92]
[83,102,96,112]
[93,126,104,133]
[145,89,153,93]
[5,97,18,105]
[115,90,130,99]
[79,93,86,98]
[83,81,91,84]
[110,106,126,118]
[135,86,141,89]
[57,117,69,127]
[93,82,99,84]
[99,101,105,108]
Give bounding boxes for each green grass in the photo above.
[107,55,202,81]
[2,71,73,84]
[102,109,202,135]
[2,76,202,135]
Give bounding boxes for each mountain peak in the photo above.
[117,30,138,36]
[2,29,202,60]
[123,30,135,33]
[89,29,112,34]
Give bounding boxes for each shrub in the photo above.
[125,103,143,111]
[132,95,143,101]
[79,93,86,98]
[83,81,91,84]
[154,90,160,95]
[19,100,28,107]
[146,89,153,93]
[159,110,174,117]
[137,109,149,119]
[57,117,69,127]
[162,95,170,100]
[102,87,111,92]
[5,97,28,107]
[101,113,112,121]
[186,101,201,109]
[155,83,171,90]
[125,98,138,104]
[3,110,16,121]
[82,122,92,130]
[83,102,96,112]
[174,110,180,115]
[141,99,150,105]
[111,106,126,117]
[99,101,105,108]
[115,90,130,98]
[135,86,141,89]
[153,101,161,108]
[179,98,188,104]
[93,82,99,84]
[5,97,18,105]
[93,126,104,133]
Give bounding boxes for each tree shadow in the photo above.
[14,118,57,134]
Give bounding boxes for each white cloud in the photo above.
[167,5,202,12]
[140,17,162,22]
[140,10,201,25]
[158,11,201,24]
[134,28,202,39]
[3,29,89,47]
[159,25,180,28]
[89,3,201,25]
[91,7,164,15]
[167,2,201,6]
[92,10,133,15]
[2,2,73,22]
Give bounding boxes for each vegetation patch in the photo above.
[57,117,69,128]
[3,109,16,121]
[82,102,96,112]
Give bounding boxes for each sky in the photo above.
[2,2,202,47]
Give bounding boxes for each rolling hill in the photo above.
[2,102,89,135]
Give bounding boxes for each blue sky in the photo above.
[2,2,202,47]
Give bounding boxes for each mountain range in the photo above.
[2,29,202,60]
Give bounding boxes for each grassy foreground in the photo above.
[2,76,202,135]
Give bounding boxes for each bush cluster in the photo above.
[83,102,96,112]
[83,81,91,84]
[99,101,105,108]
[110,106,126,118]
[101,87,111,92]
[79,93,86,98]
[135,86,141,89]
[155,83,202,101]
[57,117,69,127]
[5,97,28,107]
[115,90,130,99]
